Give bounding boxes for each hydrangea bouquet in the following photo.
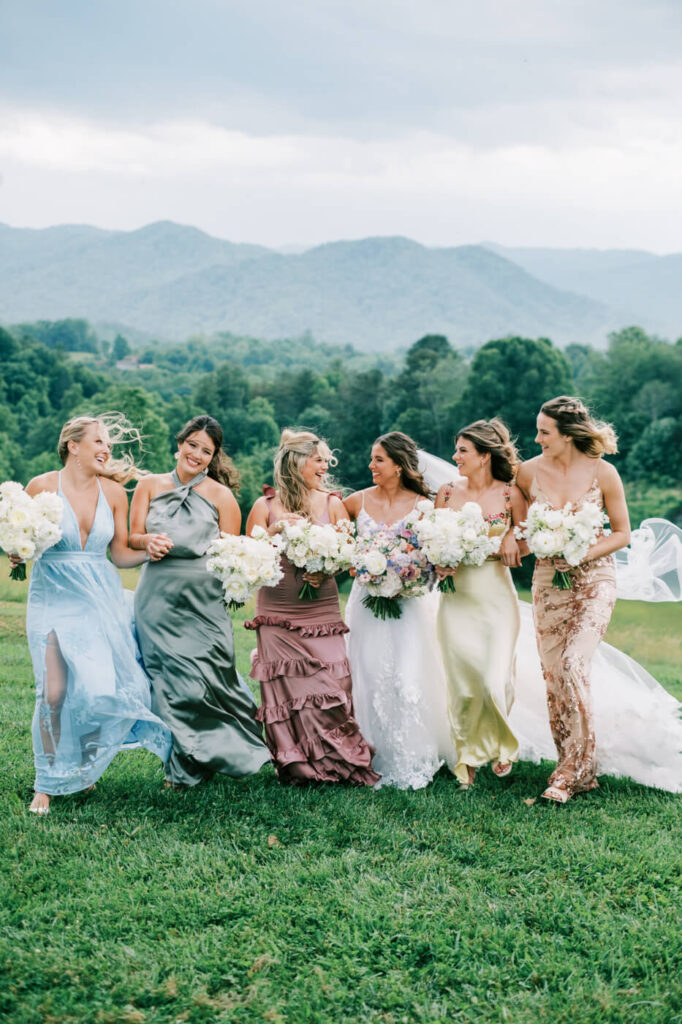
[351,512,433,619]
[206,526,284,610]
[280,518,356,600]
[412,499,503,593]
[515,500,606,589]
[0,481,63,580]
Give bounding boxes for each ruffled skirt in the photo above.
[246,560,379,785]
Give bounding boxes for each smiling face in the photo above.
[300,447,329,490]
[452,436,487,478]
[177,429,216,477]
[369,443,401,487]
[535,412,569,457]
[68,421,111,473]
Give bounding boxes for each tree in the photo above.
[112,334,132,362]
[456,336,572,459]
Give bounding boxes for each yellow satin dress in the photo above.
[436,492,520,784]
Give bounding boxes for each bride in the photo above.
[344,432,454,789]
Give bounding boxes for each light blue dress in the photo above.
[26,473,171,795]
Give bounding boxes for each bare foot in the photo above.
[492,762,513,778]
[29,792,50,815]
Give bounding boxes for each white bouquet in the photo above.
[206,526,284,610]
[351,513,433,619]
[412,499,503,593]
[280,518,356,600]
[515,500,606,589]
[0,481,63,580]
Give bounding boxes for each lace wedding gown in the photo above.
[345,505,455,789]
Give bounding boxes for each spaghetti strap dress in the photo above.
[26,473,171,795]
[530,475,617,797]
[436,485,520,784]
[245,490,380,785]
[134,470,270,786]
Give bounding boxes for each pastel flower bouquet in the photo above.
[280,518,356,600]
[412,499,502,593]
[515,500,606,589]
[351,512,433,619]
[0,481,63,580]
[206,527,284,610]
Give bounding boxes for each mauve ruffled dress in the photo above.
[245,490,379,785]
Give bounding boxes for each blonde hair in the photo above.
[58,413,147,485]
[540,396,618,457]
[456,418,519,483]
[273,428,337,515]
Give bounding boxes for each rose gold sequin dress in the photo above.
[531,477,616,796]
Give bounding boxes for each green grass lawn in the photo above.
[1,572,681,1024]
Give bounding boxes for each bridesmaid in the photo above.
[245,428,379,785]
[435,420,526,788]
[130,415,269,788]
[17,415,170,816]
[516,396,631,803]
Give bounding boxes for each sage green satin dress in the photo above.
[134,470,270,786]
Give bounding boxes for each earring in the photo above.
[174,452,180,460]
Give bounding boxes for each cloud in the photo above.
[2,105,682,250]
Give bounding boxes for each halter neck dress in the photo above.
[245,488,379,785]
[134,470,269,786]
[26,472,170,796]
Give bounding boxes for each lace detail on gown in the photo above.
[345,507,453,790]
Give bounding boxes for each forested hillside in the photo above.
[1,319,680,531]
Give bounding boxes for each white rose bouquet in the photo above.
[0,481,63,581]
[412,499,503,593]
[206,526,284,610]
[280,518,356,600]
[515,500,607,589]
[351,513,433,619]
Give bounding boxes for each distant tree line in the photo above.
[1,320,680,529]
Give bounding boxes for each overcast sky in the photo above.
[1,0,681,250]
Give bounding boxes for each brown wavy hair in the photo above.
[58,413,147,485]
[176,415,239,491]
[456,418,519,483]
[373,431,431,497]
[274,428,337,515]
[540,396,618,457]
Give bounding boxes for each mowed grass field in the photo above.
[1,571,681,1024]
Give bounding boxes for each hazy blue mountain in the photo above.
[484,243,682,339]
[0,221,638,349]
[0,221,270,323]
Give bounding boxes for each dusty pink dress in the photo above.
[245,491,380,786]
[531,476,617,797]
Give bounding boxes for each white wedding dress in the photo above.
[345,505,455,789]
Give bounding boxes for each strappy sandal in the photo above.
[541,784,571,804]
[492,762,513,778]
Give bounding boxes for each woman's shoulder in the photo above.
[26,470,59,496]
[343,488,369,514]
[135,472,173,494]
[98,476,127,499]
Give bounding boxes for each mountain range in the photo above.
[0,221,678,350]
